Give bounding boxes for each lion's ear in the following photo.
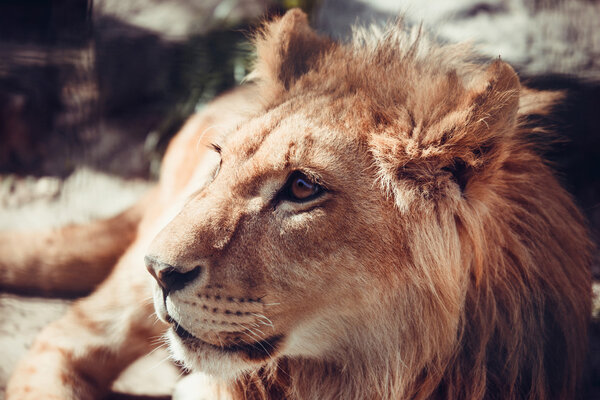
[251,8,333,92]
[372,60,522,208]
[445,60,520,158]
[433,60,521,190]
[468,60,520,132]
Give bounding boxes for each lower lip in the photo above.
[172,324,283,361]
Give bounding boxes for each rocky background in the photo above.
[0,0,598,399]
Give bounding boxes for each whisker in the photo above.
[147,343,167,356]
[251,313,275,329]
[235,323,290,380]
[231,323,254,347]
[149,334,169,346]
[216,333,225,348]
[175,367,188,380]
[239,330,273,359]
[149,311,165,327]
[235,322,274,349]
[253,327,266,336]
[148,354,173,371]
[243,326,277,353]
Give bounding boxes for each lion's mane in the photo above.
[229,10,592,400]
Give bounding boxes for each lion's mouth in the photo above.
[172,322,283,361]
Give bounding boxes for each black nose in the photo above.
[144,255,202,294]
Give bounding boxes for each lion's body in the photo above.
[1,9,591,400]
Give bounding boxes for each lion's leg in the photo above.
[0,187,155,297]
[5,237,166,400]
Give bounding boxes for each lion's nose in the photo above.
[144,255,202,294]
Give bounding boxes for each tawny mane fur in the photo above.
[233,10,592,399]
[2,8,591,400]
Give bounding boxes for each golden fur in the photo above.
[1,9,592,400]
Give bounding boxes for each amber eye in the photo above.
[283,171,324,202]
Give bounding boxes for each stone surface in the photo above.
[0,170,180,399]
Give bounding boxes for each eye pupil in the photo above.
[297,179,310,189]
[291,178,315,199]
[283,172,323,202]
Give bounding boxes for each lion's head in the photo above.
[145,9,591,399]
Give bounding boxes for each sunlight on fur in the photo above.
[2,8,591,400]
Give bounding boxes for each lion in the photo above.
[1,9,592,400]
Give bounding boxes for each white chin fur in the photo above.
[166,329,256,380]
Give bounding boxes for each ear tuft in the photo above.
[251,9,334,92]
[468,60,520,132]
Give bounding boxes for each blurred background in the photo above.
[0,0,598,398]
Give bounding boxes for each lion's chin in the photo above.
[166,326,284,379]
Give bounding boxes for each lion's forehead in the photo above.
[221,108,365,190]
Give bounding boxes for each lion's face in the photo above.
[142,6,564,392]
[144,8,516,381]
[146,96,409,377]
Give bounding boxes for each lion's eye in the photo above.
[282,171,323,202]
